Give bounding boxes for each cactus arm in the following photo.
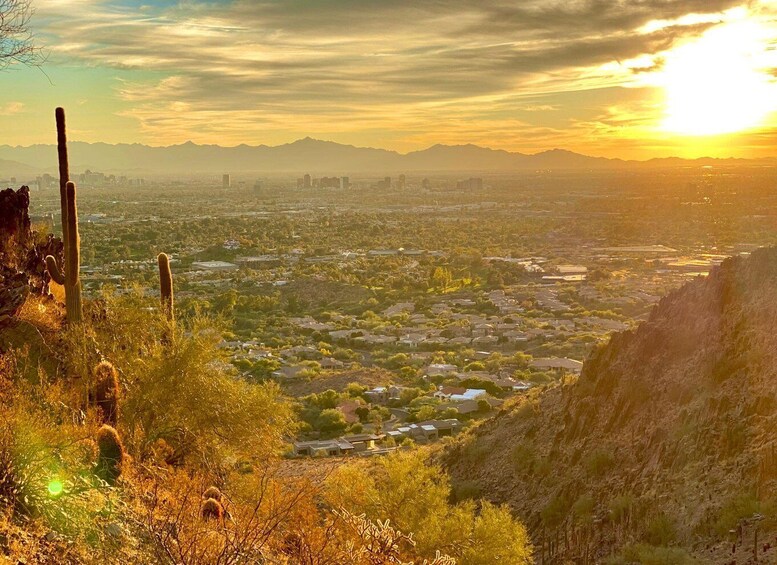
[45,255,65,285]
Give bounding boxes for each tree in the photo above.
[0,0,42,69]
[415,404,437,421]
[326,451,532,564]
[317,409,348,435]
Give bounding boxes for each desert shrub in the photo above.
[607,543,697,564]
[511,443,536,473]
[69,290,294,468]
[541,494,569,529]
[330,510,455,564]
[461,438,490,463]
[712,492,774,536]
[0,371,112,540]
[138,464,326,564]
[452,480,481,502]
[326,451,532,564]
[584,449,615,477]
[533,457,552,477]
[609,493,637,524]
[644,512,676,546]
[572,493,596,524]
[110,317,294,466]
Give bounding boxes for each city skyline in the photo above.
[2,0,777,159]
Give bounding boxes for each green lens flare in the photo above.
[47,479,64,496]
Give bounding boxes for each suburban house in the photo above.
[441,399,480,415]
[530,357,584,374]
[433,387,488,402]
[271,365,306,380]
[425,363,458,376]
[389,419,463,442]
[365,385,406,404]
[292,439,354,457]
[341,433,384,452]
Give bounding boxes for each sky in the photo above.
[2,0,777,159]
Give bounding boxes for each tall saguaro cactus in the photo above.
[46,107,82,323]
[158,252,174,323]
[56,107,70,260]
[158,252,175,344]
[46,182,82,322]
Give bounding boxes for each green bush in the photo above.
[644,512,676,546]
[584,449,615,477]
[511,444,536,474]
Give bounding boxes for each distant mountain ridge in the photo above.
[0,137,769,176]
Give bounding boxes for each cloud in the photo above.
[27,0,777,152]
[2,102,25,114]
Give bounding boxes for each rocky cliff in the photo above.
[0,186,62,325]
[444,248,777,563]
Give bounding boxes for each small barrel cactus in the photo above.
[96,425,125,485]
[92,361,120,426]
[201,497,224,521]
[202,486,222,502]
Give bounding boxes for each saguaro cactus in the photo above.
[158,253,174,323]
[46,108,82,323]
[56,107,70,262]
[45,181,82,322]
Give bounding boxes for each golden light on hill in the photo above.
[659,18,777,136]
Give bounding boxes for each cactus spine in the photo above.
[158,253,174,323]
[46,108,82,323]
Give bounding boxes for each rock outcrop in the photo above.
[0,186,64,325]
[444,248,777,562]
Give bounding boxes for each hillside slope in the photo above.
[444,248,777,563]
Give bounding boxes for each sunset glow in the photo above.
[660,19,777,136]
[2,1,777,158]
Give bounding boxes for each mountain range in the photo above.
[0,137,771,177]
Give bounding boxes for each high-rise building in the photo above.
[375,177,391,190]
[303,174,311,188]
[222,174,231,188]
[320,176,340,188]
[456,177,483,190]
[340,176,350,189]
[398,174,406,190]
[422,178,431,190]
[253,180,262,194]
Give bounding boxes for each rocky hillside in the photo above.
[444,248,777,563]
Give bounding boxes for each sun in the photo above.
[660,20,777,136]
